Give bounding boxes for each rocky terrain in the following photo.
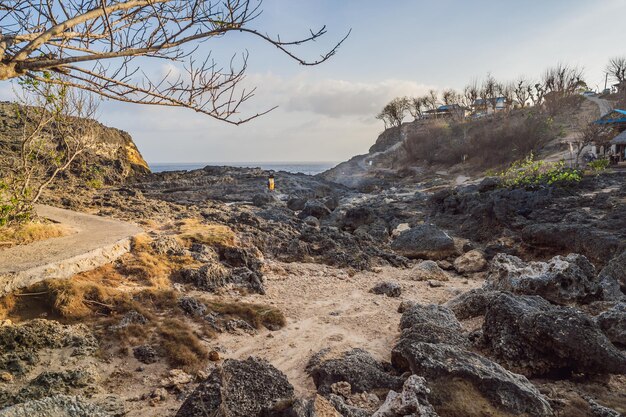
[1,108,626,416]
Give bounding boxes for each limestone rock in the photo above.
[482,293,626,376]
[453,250,487,274]
[176,357,294,417]
[372,375,439,417]
[409,261,449,282]
[370,282,402,298]
[307,349,403,396]
[390,224,456,260]
[485,253,603,305]
[596,303,626,347]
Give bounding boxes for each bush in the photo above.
[402,110,557,169]
[498,153,582,189]
[588,158,609,174]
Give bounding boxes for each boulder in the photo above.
[409,261,449,282]
[599,250,626,294]
[342,207,376,231]
[370,282,401,298]
[596,303,626,347]
[391,224,456,260]
[182,263,264,294]
[482,293,626,376]
[0,395,115,417]
[307,349,404,396]
[303,216,320,228]
[299,200,332,220]
[287,197,307,211]
[485,253,604,305]
[133,345,158,364]
[176,357,295,417]
[372,375,438,417]
[444,288,500,320]
[453,250,487,274]
[391,342,553,417]
[252,193,277,207]
[397,304,468,348]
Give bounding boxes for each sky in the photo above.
[2,0,626,164]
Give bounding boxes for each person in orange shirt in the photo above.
[268,174,275,192]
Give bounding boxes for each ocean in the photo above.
[149,162,337,176]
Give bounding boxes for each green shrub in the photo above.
[587,158,609,174]
[85,178,104,189]
[499,153,582,189]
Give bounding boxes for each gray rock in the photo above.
[303,216,320,228]
[596,303,626,347]
[372,375,439,417]
[252,193,276,207]
[342,207,376,231]
[182,263,265,294]
[482,292,626,376]
[307,349,404,395]
[485,253,603,305]
[179,296,207,317]
[151,235,186,256]
[397,304,468,348]
[370,282,402,298]
[444,288,501,320]
[0,395,114,417]
[327,394,370,417]
[391,224,456,260]
[587,398,622,417]
[391,342,553,417]
[453,250,487,274]
[599,250,626,295]
[286,197,307,211]
[299,200,332,220]
[397,300,416,313]
[176,357,295,417]
[410,261,449,282]
[133,345,158,364]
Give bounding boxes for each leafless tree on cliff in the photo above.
[408,96,427,121]
[462,81,479,109]
[480,74,501,113]
[0,80,98,224]
[573,121,611,168]
[0,0,349,124]
[513,76,533,108]
[606,56,626,83]
[376,97,410,129]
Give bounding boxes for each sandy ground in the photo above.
[208,261,482,394]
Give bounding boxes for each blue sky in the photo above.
[2,0,626,163]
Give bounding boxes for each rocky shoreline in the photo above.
[0,163,625,416]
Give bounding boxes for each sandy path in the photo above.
[210,262,482,394]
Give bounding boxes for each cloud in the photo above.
[239,73,434,118]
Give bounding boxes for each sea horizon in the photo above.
[149,161,339,176]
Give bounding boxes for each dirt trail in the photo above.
[211,262,482,394]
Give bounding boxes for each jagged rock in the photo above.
[182,263,265,294]
[303,216,320,227]
[397,300,416,313]
[0,320,97,377]
[179,296,207,317]
[596,303,626,347]
[133,345,158,364]
[299,200,332,220]
[176,357,294,417]
[372,375,439,417]
[189,243,220,263]
[397,304,468,348]
[287,197,307,211]
[342,207,376,231]
[151,235,186,256]
[444,288,500,320]
[482,292,626,376]
[391,342,553,417]
[599,250,626,294]
[307,349,403,395]
[409,261,449,282]
[586,398,622,417]
[391,224,456,260]
[3,371,96,409]
[370,282,401,298]
[485,253,604,304]
[327,394,371,417]
[252,193,276,207]
[0,395,115,417]
[275,396,342,417]
[453,250,487,274]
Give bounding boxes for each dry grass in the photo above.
[206,300,286,330]
[0,221,71,249]
[158,318,209,372]
[175,218,237,247]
